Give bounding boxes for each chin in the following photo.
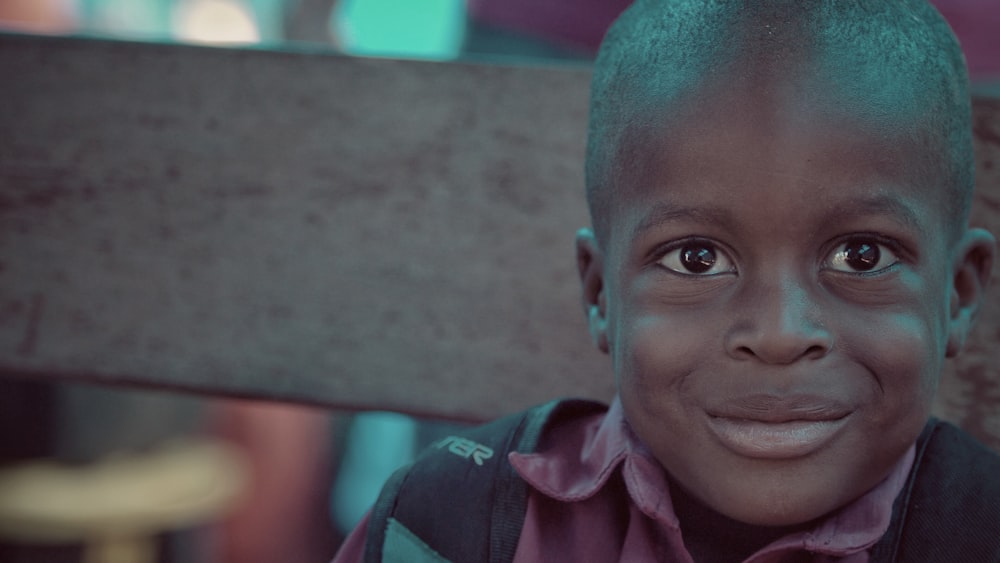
[704,470,863,528]
[726,502,827,528]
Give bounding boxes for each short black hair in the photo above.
[585,0,972,245]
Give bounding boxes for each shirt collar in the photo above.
[510,395,916,557]
[508,397,631,503]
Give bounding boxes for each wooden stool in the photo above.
[0,438,247,563]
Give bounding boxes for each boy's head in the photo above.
[586,0,975,245]
[576,0,996,527]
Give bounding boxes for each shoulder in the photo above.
[885,419,1000,561]
[363,399,608,563]
[915,419,1000,498]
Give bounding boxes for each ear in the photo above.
[946,227,996,357]
[576,228,610,354]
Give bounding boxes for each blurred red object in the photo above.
[0,0,75,33]
[932,0,1000,78]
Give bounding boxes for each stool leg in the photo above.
[83,535,156,563]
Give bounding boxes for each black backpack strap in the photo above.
[871,418,1000,562]
[363,399,608,563]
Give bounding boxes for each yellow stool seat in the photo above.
[0,438,247,563]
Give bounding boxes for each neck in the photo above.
[669,478,814,561]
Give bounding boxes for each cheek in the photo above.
[613,311,678,389]
[610,303,713,423]
[832,268,950,408]
[836,304,945,430]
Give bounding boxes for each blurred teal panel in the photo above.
[335,0,465,59]
[79,0,174,39]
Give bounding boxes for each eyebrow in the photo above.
[632,202,736,239]
[819,193,926,236]
[631,193,926,239]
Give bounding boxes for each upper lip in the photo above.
[706,394,852,423]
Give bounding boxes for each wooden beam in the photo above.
[0,34,611,421]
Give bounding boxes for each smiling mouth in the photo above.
[705,397,852,459]
[706,416,850,459]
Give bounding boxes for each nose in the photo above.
[724,273,832,365]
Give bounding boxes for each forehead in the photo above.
[652,78,935,171]
[608,83,949,246]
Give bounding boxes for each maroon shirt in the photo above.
[332,397,915,562]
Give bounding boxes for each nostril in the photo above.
[804,344,829,360]
[732,345,757,360]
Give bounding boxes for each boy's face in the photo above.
[577,85,994,526]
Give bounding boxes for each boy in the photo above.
[335,1,1000,561]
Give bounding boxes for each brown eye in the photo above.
[828,239,898,273]
[682,246,716,273]
[659,242,735,275]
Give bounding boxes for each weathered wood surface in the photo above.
[0,34,611,422]
[0,35,998,445]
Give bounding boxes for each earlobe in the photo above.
[576,228,610,354]
[946,227,995,357]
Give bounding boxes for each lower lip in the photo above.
[706,415,849,459]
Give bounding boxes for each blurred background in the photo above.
[0,1,997,562]
[0,0,996,84]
